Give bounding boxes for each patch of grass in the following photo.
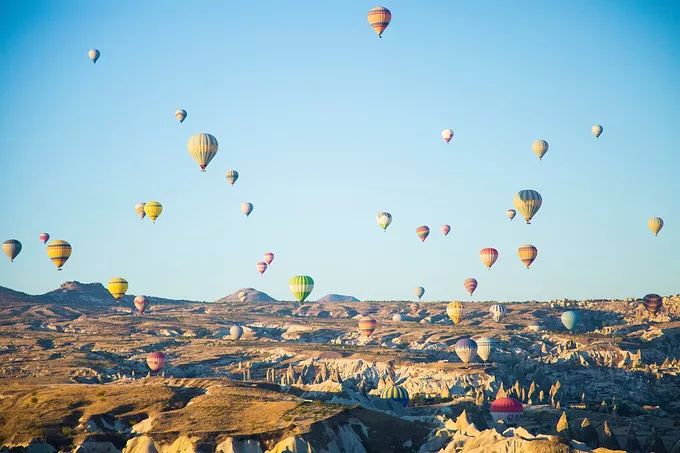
[61,426,73,437]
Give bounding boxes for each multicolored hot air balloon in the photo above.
[2,240,21,262]
[454,338,477,365]
[414,286,425,300]
[241,202,253,217]
[489,303,507,322]
[416,226,430,242]
[642,294,663,315]
[441,224,451,236]
[146,351,166,372]
[532,139,549,160]
[226,170,239,186]
[46,240,71,270]
[377,212,392,231]
[513,190,542,224]
[464,278,478,296]
[135,202,146,220]
[648,217,663,237]
[88,49,100,63]
[289,275,314,303]
[367,6,391,38]
[441,129,454,143]
[475,337,494,362]
[517,244,538,269]
[358,316,377,337]
[107,278,128,301]
[187,133,218,172]
[256,261,267,275]
[490,397,523,423]
[380,385,409,407]
[175,109,187,123]
[264,252,274,265]
[561,310,579,330]
[134,295,148,314]
[480,248,498,269]
[230,325,244,340]
[592,124,603,138]
[506,209,516,221]
[447,301,464,325]
[39,233,50,244]
[144,201,162,222]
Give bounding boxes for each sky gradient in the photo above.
[1,1,679,302]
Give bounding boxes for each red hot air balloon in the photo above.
[146,351,166,372]
[441,224,451,236]
[358,316,377,337]
[464,278,478,296]
[480,248,499,269]
[490,397,523,423]
[416,226,430,242]
[642,294,663,315]
[39,233,50,244]
[264,252,274,265]
[256,261,268,275]
[134,295,148,314]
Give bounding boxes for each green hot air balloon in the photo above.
[289,275,314,303]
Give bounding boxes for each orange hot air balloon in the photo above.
[416,226,430,242]
[367,6,391,38]
[464,278,478,296]
[358,316,377,337]
[480,248,498,269]
[517,244,538,269]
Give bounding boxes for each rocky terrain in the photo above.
[0,282,679,452]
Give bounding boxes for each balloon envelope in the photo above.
[230,325,244,340]
[532,139,549,160]
[490,397,523,423]
[264,252,274,265]
[144,201,162,222]
[642,294,662,315]
[134,295,148,314]
[88,49,100,63]
[513,190,542,224]
[517,244,538,268]
[377,212,392,231]
[648,217,663,237]
[175,109,187,123]
[441,129,454,143]
[380,385,409,407]
[475,337,494,362]
[392,313,403,322]
[592,124,603,138]
[464,278,478,296]
[135,202,146,220]
[416,226,430,242]
[367,6,392,37]
[2,240,21,262]
[241,202,253,217]
[454,338,477,364]
[480,248,498,269]
[289,275,314,302]
[506,209,516,220]
[447,301,464,325]
[39,233,50,244]
[489,303,507,322]
[226,169,239,185]
[561,310,579,330]
[256,261,267,275]
[46,240,71,270]
[187,133,218,172]
[414,287,425,300]
[441,224,451,236]
[358,316,377,337]
[107,278,128,301]
[146,352,166,372]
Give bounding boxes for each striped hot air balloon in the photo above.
[241,202,253,217]
[454,338,477,365]
[464,278,478,296]
[416,226,430,242]
[506,209,516,221]
[561,310,579,330]
[490,397,523,423]
[175,109,187,123]
[367,6,391,38]
[489,303,507,322]
[447,301,464,325]
[358,316,378,337]
[480,248,498,269]
[230,325,244,340]
[380,385,409,407]
[144,201,162,222]
[2,240,21,262]
[46,240,71,270]
[187,133,218,172]
[146,351,166,372]
[441,129,454,143]
[289,275,314,302]
[256,261,267,275]
[648,217,663,237]
[441,224,451,236]
[414,286,425,300]
[377,212,392,231]
[135,202,146,220]
[264,252,274,265]
[226,169,239,186]
[475,337,494,362]
[532,139,549,160]
[107,278,128,301]
[517,244,538,269]
[642,294,663,315]
[592,124,603,138]
[134,295,148,314]
[513,190,542,224]
[39,233,50,244]
[88,49,100,63]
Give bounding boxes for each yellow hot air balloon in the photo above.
[107,278,128,301]
[447,301,464,325]
[513,190,542,224]
[367,6,392,38]
[187,133,218,172]
[517,244,538,268]
[532,140,549,160]
[46,240,72,270]
[648,217,663,237]
[144,201,163,222]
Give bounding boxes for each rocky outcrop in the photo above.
[214,288,277,304]
[316,294,360,303]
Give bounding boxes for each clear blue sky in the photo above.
[1,1,678,302]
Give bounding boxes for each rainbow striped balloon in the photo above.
[480,248,498,269]
[642,294,663,315]
[380,385,409,407]
[513,190,542,224]
[454,338,477,365]
[358,316,378,337]
[289,275,314,302]
[416,226,430,242]
[463,278,478,296]
[367,6,392,38]
[517,244,538,268]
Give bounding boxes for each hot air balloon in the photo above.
[226,170,239,186]
[2,240,21,262]
[134,295,148,314]
[392,313,403,322]
[241,202,253,217]
[230,325,244,340]
[416,226,430,242]
[289,275,314,303]
[642,294,663,315]
[517,244,538,269]
[490,397,523,423]
[592,124,603,138]
[506,209,516,221]
[532,139,549,160]
[264,252,274,265]
[380,385,409,407]
[238,291,247,303]
[447,301,464,325]
[648,217,664,237]
[480,248,498,269]
[187,133,218,172]
[441,224,451,236]
[475,337,494,362]
[489,303,507,322]
[135,202,146,220]
[39,233,50,244]
[367,6,391,38]
[175,109,187,123]
[464,278,478,296]
[144,201,162,222]
[107,278,129,301]
[358,316,377,337]
[46,240,71,270]
[146,351,166,372]
[441,129,454,143]
[256,261,268,275]
[376,212,392,231]
[561,310,579,331]
[414,287,425,300]
[88,49,100,63]
[454,338,477,365]
[513,190,542,224]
